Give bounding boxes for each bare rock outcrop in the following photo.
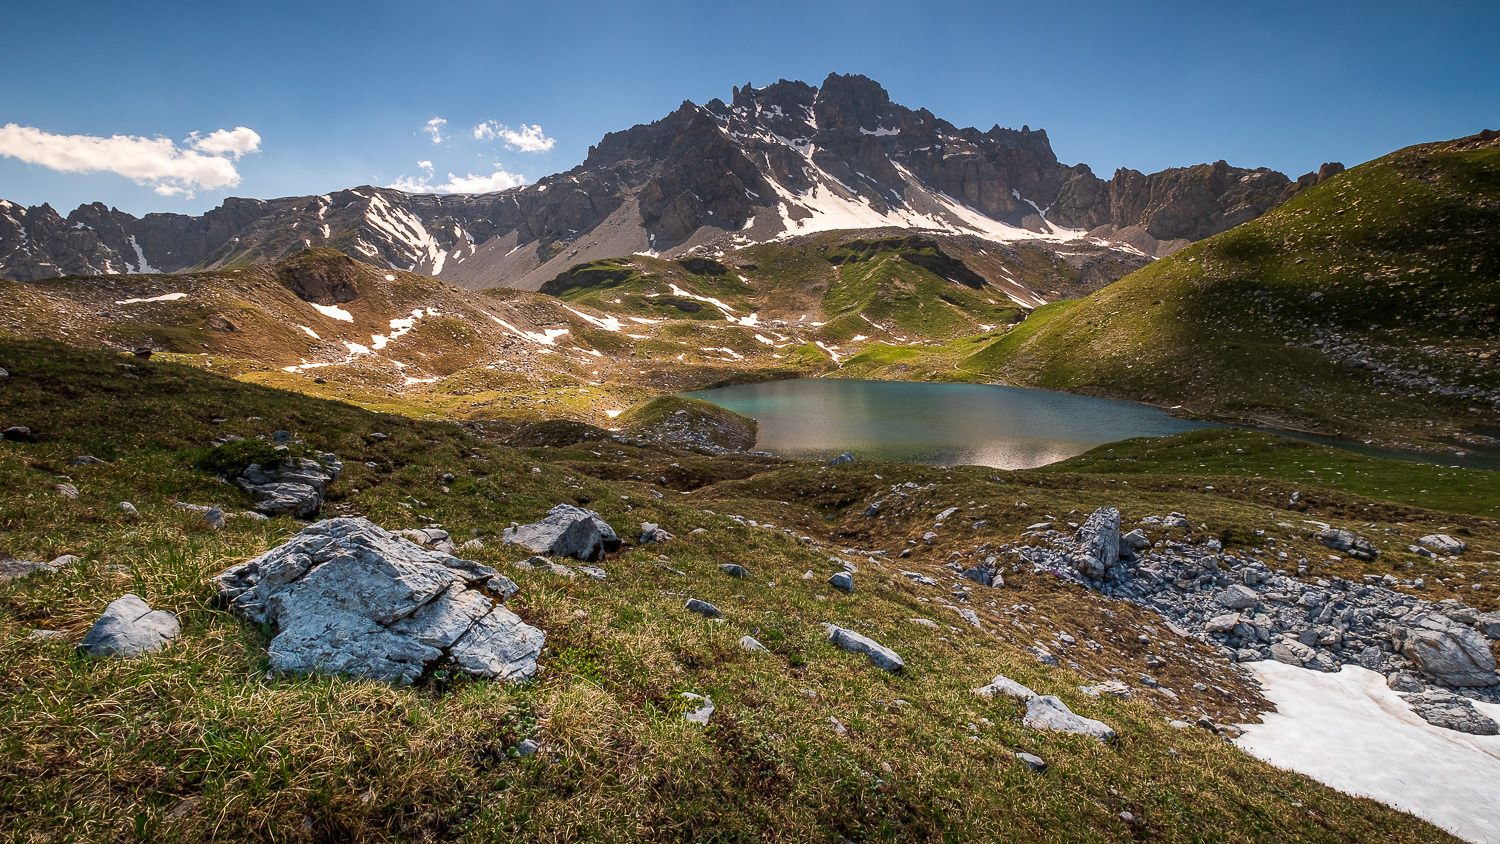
[236,454,343,518]
[1071,506,1121,582]
[1398,614,1499,688]
[214,517,542,685]
[501,504,620,562]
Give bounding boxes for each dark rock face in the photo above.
[1049,160,1300,248]
[274,248,364,304]
[0,74,1298,285]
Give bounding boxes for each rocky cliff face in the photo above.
[0,74,1330,290]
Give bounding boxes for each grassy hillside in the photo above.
[958,132,1500,447]
[0,335,1485,842]
[538,233,1033,347]
[0,250,827,428]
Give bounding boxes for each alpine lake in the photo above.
[685,378,1500,471]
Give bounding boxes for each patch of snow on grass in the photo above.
[605,409,623,418]
[563,305,623,332]
[403,376,438,386]
[310,302,354,322]
[486,314,569,345]
[1236,661,1500,844]
[115,292,187,305]
[298,325,320,340]
[667,283,739,320]
[370,308,439,350]
[814,341,843,363]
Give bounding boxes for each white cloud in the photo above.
[0,123,260,198]
[187,126,261,158]
[472,121,555,153]
[389,161,526,195]
[423,117,447,144]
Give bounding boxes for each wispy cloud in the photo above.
[423,117,447,144]
[472,121,555,153]
[388,160,526,195]
[0,123,261,197]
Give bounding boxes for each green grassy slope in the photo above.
[818,236,1024,339]
[959,131,1500,446]
[0,336,1477,842]
[537,233,1027,347]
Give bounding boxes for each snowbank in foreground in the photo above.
[1236,661,1500,844]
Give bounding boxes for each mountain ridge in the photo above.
[1,73,1335,294]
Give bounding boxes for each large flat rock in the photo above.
[215,517,540,685]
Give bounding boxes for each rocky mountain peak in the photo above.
[812,72,897,132]
[1,73,1304,288]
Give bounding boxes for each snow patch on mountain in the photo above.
[116,292,187,305]
[310,302,353,322]
[486,314,569,346]
[360,191,447,275]
[127,235,159,273]
[663,283,740,321]
[563,305,623,332]
[371,308,441,350]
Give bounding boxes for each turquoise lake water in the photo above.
[685,379,1212,470]
[686,379,1500,471]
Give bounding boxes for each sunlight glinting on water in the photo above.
[686,379,1210,470]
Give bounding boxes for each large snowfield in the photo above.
[1236,662,1500,843]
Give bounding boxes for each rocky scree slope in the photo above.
[0,74,1330,291]
[960,130,1500,448]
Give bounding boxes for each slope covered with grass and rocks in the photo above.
[4,335,1498,842]
[952,131,1500,449]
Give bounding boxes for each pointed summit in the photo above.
[0,73,1298,289]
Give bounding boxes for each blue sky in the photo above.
[1,0,1495,216]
